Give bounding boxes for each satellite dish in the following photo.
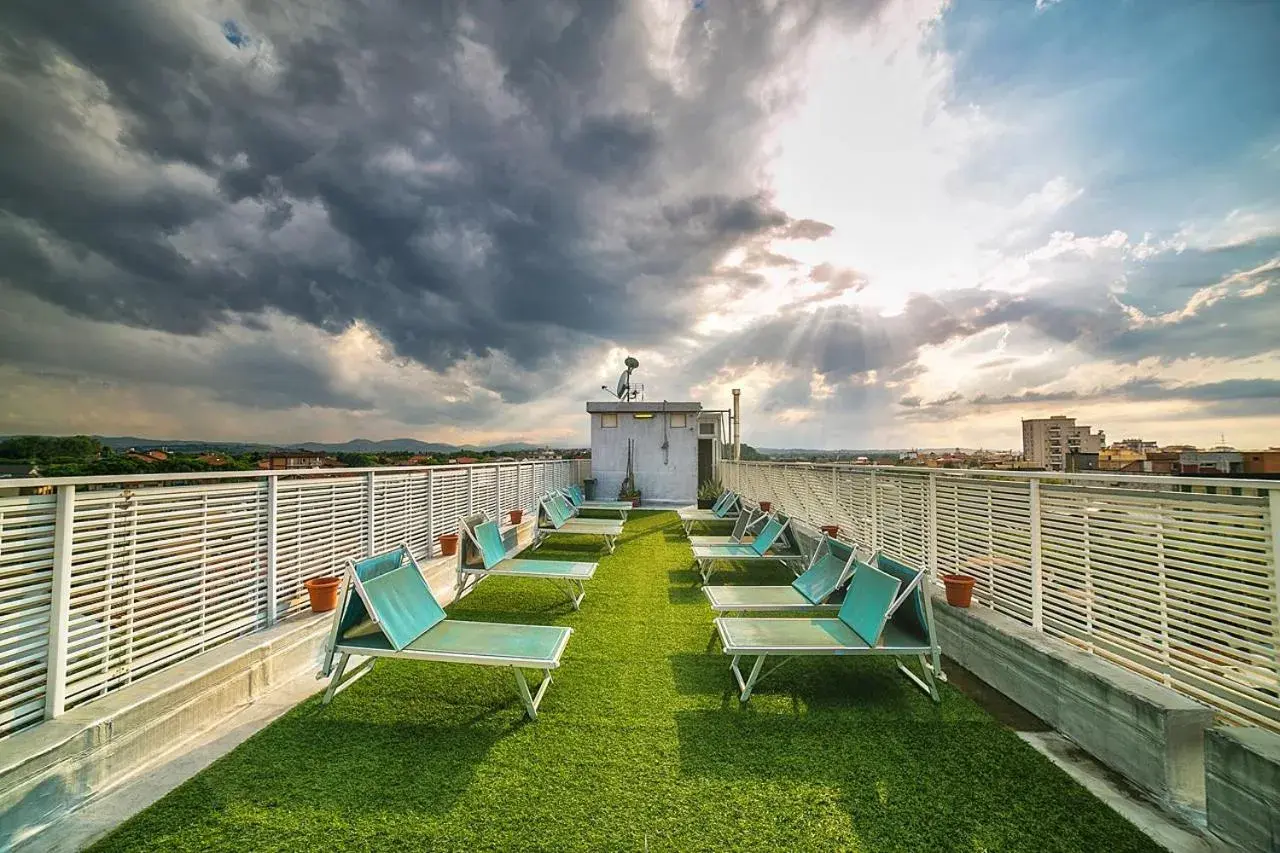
[615,372,629,399]
[624,356,640,370]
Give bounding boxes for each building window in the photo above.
[699,422,716,435]
[670,413,688,428]
[601,413,618,428]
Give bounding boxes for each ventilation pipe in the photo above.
[732,388,741,461]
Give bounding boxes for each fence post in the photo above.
[495,466,503,520]
[868,469,879,552]
[1029,478,1043,631]
[467,466,475,516]
[1268,488,1280,696]
[927,473,938,583]
[366,471,376,557]
[266,476,278,627]
[425,469,435,558]
[45,484,75,720]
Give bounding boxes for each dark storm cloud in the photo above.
[903,377,1280,421]
[0,0,886,404]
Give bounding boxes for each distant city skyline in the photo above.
[1,2,1277,450]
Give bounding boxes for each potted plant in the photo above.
[508,509,524,525]
[697,478,722,509]
[820,524,840,538]
[941,573,975,607]
[618,483,642,508]
[437,532,460,557]
[304,576,342,613]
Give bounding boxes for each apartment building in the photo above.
[1022,415,1106,472]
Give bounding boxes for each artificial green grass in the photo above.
[91,511,1160,852]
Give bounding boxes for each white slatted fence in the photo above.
[0,459,581,739]
[722,461,1279,730]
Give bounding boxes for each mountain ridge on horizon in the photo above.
[75,436,573,454]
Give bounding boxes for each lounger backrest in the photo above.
[713,492,738,518]
[474,521,509,570]
[837,564,901,646]
[541,494,568,528]
[791,553,849,604]
[874,554,931,645]
[709,490,732,515]
[729,509,754,541]
[749,518,785,555]
[350,546,445,652]
[565,485,585,507]
[553,493,576,522]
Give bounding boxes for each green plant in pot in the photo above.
[617,478,641,508]
[697,478,722,509]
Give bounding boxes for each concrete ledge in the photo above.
[0,613,331,850]
[933,593,1216,810]
[1205,726,1280,853]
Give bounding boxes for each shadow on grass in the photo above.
[667,652,924,713]
[666,583,705,605]
[673,710,1163,853]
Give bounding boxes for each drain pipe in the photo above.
[732,388,741,461]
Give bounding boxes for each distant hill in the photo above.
[91,436,561,454]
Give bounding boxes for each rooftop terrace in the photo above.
[1,459,1276,851]
[86,511,1161,852]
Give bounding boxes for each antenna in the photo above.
[602,356,641,401]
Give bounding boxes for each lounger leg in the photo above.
[512,667,552,720]
[549,578,586,610]
[739,654,768,702]
[896,655,940,703]
[322,653,375,705]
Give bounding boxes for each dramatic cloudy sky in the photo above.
[1,0,1277,449]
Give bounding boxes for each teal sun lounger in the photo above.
[561,484,632,520]
[703,535,860,615]
[677,490,740,534]
[691,515,804,584]
[713,554,944,702]
[536,492,623,553]
[319,545,573,719]
[687,507,758,548]
[458,513,597,609]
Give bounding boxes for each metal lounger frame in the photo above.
[534,494,620,553]
[318,546,570,719]
[561,485,631,520]
[715,567,945,704]
[704,537,861,616]
[457,513,591,609]
[694,516,804,584]
[678,493,741,534]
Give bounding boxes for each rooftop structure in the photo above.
[586,401,723,504]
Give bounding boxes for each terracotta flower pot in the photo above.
[437,533,460,557]
[758,501,772,513]
[304,576,342,613]
[942,573,975,608]
[820,524,840,538]
[508,509,524,525]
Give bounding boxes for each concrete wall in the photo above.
[932,594,1216,810]
[1205,726,1280,853]
[590,412,698,503]
[0,614,331,850]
